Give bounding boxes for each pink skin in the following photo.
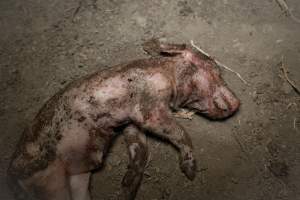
[182,50,240,119]
[7,40,239,200]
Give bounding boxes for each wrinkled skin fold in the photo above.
[7,39,240,200]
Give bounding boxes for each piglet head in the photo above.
[184,50,240,119]
[143,39,240,119]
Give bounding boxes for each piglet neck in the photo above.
[171,62,196,110]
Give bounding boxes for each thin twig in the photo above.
[173,109,195,120]
[145,152,152,169]
[280,56,300,95]
[286,102,296,109]
[190,40,250,85]
[72,0,83,22]
[231,131,250,160]
[275,0,300,24]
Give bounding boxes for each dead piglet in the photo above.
[7,39,240,200]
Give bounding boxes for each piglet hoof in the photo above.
[180,158,197,180]
[120,169,142,200]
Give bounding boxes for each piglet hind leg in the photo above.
[17,159,72,200]
[120,125,148,200]
[136,104,196,180]
[69,172,91,200]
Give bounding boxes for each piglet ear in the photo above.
[142,38,186,57]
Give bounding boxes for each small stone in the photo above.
[231,178,239,184]
[178,1,194,16]
[10,69,18,74]
[106,164,112,171]
[60,80,67,85]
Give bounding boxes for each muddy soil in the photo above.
[0,0,300,199]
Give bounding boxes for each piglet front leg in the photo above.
[121,125,148,200]
[136,103,196,180]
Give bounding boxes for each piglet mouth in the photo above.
[212,95,240,119]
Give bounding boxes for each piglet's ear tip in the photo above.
[142,38,162,57]
[142,38,189,58]
[143,38,187,53]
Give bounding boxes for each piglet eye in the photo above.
[215,69,221,76]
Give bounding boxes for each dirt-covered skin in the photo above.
[7,41,239,200]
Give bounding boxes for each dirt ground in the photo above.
[1,0,300,199]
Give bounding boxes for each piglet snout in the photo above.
[214,86,240,118]
[213,96,229,112]
[221,87,240,113]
